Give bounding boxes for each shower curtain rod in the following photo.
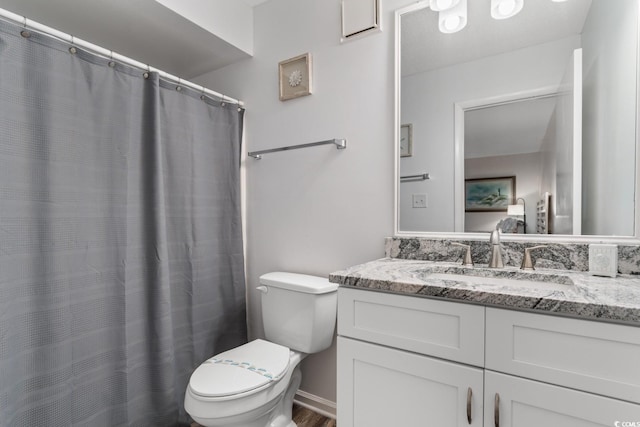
[0,7,244,107]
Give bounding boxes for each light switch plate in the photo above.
[412,194,427,208]
[589,244,618,278]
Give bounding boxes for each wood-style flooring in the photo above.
[292,404,337,427]
[191,404,336,427]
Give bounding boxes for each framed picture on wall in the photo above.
[465,176,515,212]
[400,124,412,157]
[279,53,312,101]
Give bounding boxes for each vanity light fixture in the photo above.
[439,0,467,34]
[491,0,524,20]
[429,0,460,12]
[433,0,532,34]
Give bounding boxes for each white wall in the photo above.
[465,152,542,233]
[195,0,414,406]
[582,0,637,236]
[399,36,581,232]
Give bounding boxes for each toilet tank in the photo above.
[258,272,338,354]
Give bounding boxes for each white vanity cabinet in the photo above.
[337,287,485,427]
[337,287,640,427]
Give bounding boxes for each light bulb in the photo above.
[498,0,516,15]
[444,15,461,31]
[438,0,467,33]
[430,0,460,12]
[491,0,523,20]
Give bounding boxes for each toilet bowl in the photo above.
[184,272,338,427]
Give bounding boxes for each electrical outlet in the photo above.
[412,194,427,208]
[589,244,618,278]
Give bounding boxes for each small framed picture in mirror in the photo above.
[400,124,412,157]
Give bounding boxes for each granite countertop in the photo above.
[329,258,640,325]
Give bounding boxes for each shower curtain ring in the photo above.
[200,86,206,101]
[176,78,182,92]
[143,65,150,79]
[220,95,226,107]
[108,50,116,68]
[20,16,31,38]
[69,36,77,54]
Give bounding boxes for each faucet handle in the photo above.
[451,242,474,268]
[521,245,548,271]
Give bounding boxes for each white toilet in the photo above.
[184,272,338,427]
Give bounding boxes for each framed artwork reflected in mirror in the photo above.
[465,176,515,212]
[400,124,412,157]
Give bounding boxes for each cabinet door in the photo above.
[338,336,483,427]
[484,370,640,427]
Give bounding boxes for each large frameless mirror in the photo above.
[396,0,639,239]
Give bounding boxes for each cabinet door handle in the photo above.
[466,387,472,424]
[494,393,500,427]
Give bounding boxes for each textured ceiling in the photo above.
[465,96,560,159]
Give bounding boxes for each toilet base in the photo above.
[268,363,301,427]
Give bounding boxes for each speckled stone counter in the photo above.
[330,258,640,325]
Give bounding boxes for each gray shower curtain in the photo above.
[0,19,247,426]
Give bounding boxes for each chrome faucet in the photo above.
[451,242,474,268]
[488,229,504,268]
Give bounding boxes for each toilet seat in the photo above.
[189,339,290,398]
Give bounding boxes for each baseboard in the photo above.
[294,389,337,420]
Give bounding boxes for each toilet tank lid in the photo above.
[259,272,338,294]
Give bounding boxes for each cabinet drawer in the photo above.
[486,308,640,404]
[338,287,485,366]
[338,336,484,427]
